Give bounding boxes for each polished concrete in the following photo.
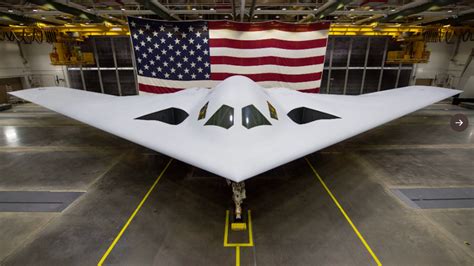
[0,102,473,265]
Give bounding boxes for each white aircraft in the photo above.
[10,76,460,219]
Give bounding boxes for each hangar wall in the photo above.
[414,40,474,90]
[0,41,69,91]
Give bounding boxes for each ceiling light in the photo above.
[20,23,24,25]
[282,7,287,11]
[448,10,453,13]
[121,8,125,11]
[109,15,113,18]
[86,8,91,11]
[138,16,142,18]
[192,7,196,11]
[8,9,13,13]
[275,15,280,19]
[224,15,228,18]
[41,16,45,19]
[254,15,258,18]
[313,8,318,11]
[350,8,354,11]
[369,9,374,11]
[210,8,215,11]
[199,15,203,18]
[257,8,261,10]
[33,9,38,12]
[334,16,338,19]
[418,16,423,20]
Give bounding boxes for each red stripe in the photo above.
[139,83,183,94]
[210,38,327,50]
[299,88,320,93]
[210,56,325,66]
[211,72,321,83]
[208,21,330,32]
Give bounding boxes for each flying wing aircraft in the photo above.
[10,75,461,218]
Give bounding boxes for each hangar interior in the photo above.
[0,1,473,265]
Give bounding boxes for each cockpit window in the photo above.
[205,105,234,129]
[198,102,208,120]
[267,101,278,120]
[242,105,271,129]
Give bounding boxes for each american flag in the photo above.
[128,17,330,93]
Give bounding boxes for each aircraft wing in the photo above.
[266,85,461,158]
[10,84,460,183]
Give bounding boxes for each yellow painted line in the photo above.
[224,210,254,266]
[305,157,382,266]
[223,210,254,247]
[235,246,240,266]
[97,158,173,266]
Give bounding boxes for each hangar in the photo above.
[0,1,473,265]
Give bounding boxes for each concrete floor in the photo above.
[0,102,473,265]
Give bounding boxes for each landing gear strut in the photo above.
[228,180,246,220]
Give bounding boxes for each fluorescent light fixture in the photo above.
[448,10,453,13]
[391,9,396,12]
[121,8,125,11]
[33,9,38,12]
[192,8,196,10]
[257,8,261,10]
[369,9,374,11]
[313,8,318,11]
[8,9,13,13]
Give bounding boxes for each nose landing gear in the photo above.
[227,180,246,220]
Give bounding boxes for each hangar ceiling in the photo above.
[0,0,473,26]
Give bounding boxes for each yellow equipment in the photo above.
[386,40,430,64]
[49,42,94,65]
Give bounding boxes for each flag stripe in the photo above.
[300,88,321,93]
[138,75,321,90]
[210,38,327,50]
[139,83,183,94]
[210,55,325,66]
[211,72,321,83]
[210,47,326,58]
[211,64,324,75]
[208,21,330,32]
[209,29,328,41]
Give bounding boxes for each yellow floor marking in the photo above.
[97,158,173,266]
[305,157,382,266]
[223,210,254,266]
[235,246,240,266]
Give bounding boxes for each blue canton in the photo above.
[128,17,211,81]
